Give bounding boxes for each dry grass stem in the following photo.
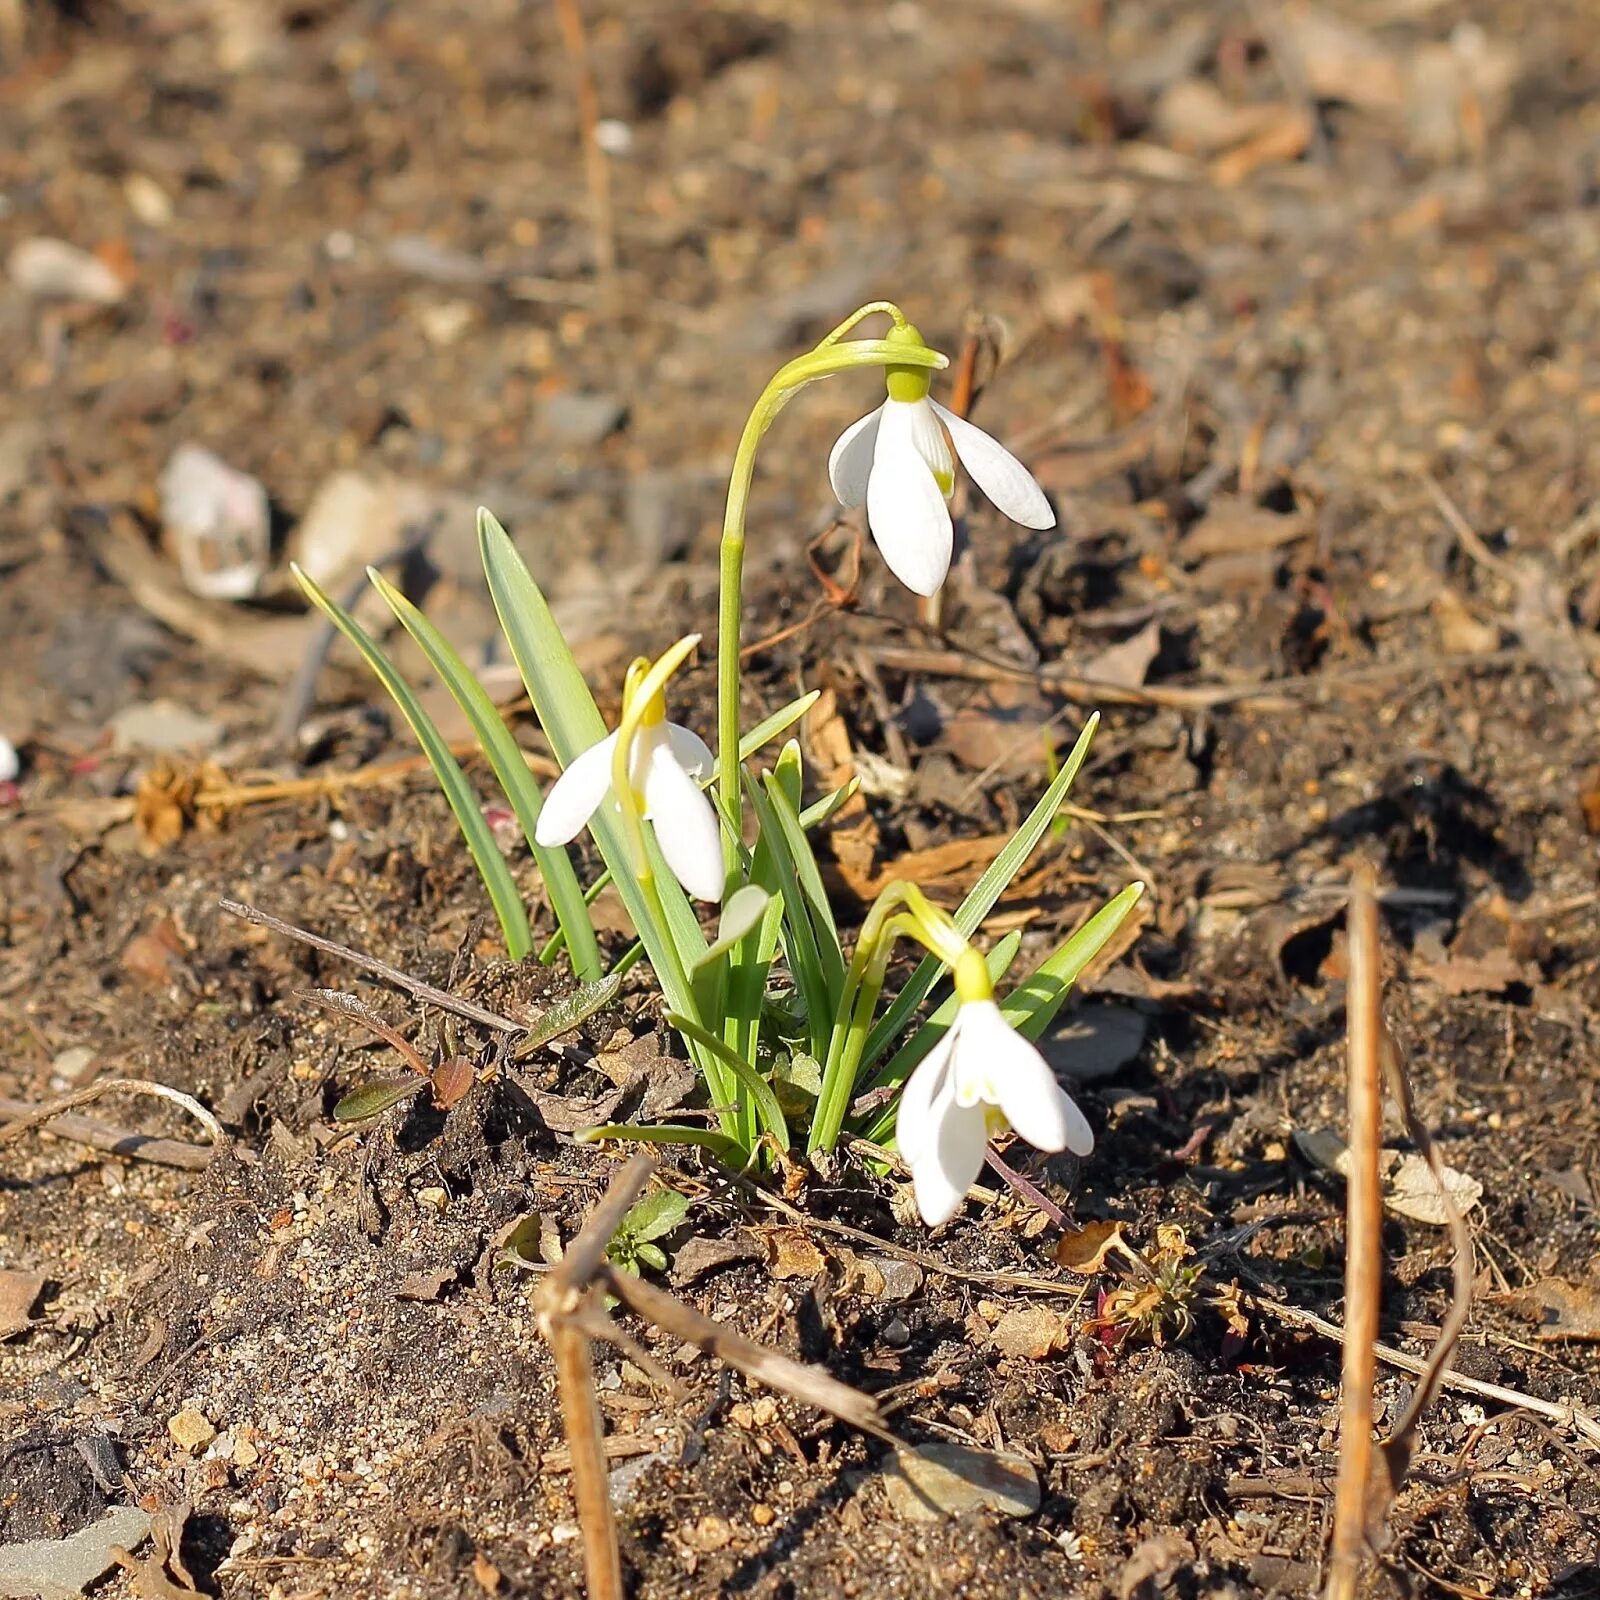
[553,0,617,292]
[0,1077,228,1160]
[1326,862,1383,1600]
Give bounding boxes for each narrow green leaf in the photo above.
[745,774,834,1055]
[860,713,1101,1071]
[368,568,602,981]
[666,1013,791,1151]
[292,564,533,960]
[515,973,622,1055]
[727,691,821,774]
[538,868,614,962]
[333,1077,426,1122]
[799,778,860,830]
[478,512,735,1120]
[1004,882,1145,1042]
[692,884,771,973]
[576,1123,741,1157]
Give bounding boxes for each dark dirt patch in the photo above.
[4,1,1600,1598]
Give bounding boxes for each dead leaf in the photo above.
[1385,1152,1483,1225]
[1155,79,1294,155]
[986,1304,1073,1360]
[0,1270,45,1338]
[1278,4,1407,114]
[1579,767,1600,837]
[1413,948,1534,996]
[1118,1531,1197,1600]
[758,1226,826,1280]
[1177,496,1307,560]
[1432,588,1501,656]
[396,1267,458,1302]
[1506,1277,1600,1342]
[1052,1220,1129,1275]
[670,1233,760,1286]
[804,688,864,819]
[119,917,190,987]
[943,683,1055,775]
[1042,1005,1148,1082]
[882,1442,1040,1522]
[1085,619,1161,690]
[430,1055,474,1110]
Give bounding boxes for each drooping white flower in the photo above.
[895,998,1093,1227]
[828,394,1055,597]
[535,718,723,902]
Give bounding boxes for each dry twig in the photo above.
[0,1079,227,1162]
[552,0,617,292]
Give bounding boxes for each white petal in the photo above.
[827,405,883,508]
[931,400,1055,530]
[664,721,713,783]
[956,1001,1084,1155]
[642,739,725,901]
[903,396,955,490]
[912,1098,989,1227]
[866,407,953,597]
[895,1022,962,1167]
[534,730,619,846]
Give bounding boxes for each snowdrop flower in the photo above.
[534,637,724,902]
[827,325,1055,596]
[896,992,1093,1227]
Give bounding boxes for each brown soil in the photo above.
[3,2,1599,1598]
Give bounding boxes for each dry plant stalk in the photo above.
[1326,864,1384,1600]
[553,0,617,292]
[1325,866,1475,1600]
[0,1078,228,1162]
[534,1155,900,1596]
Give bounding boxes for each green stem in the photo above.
[714,307,947,884]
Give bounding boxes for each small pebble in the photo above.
[8,237,126,303]
[168,1406,217,1453]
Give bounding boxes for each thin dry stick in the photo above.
[0,1079,227,1160]
[220,899,520,1033]
[552,0,617,292]
[0,1098,211,1171]
[534,1154,656,1600]
[1327,864,1383,1600]
[600,1266,893,1443]
[1255,1298,1600,1452]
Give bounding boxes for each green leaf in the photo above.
[619,1188,692,1244]
[576,1123,741,1157]
[478,512,736,1122]
[728,692,821,774]
[333,1077,427,1122]
[665,1013,791,1152]
[799,778,860,830]
[515,973,623,1055]
[1003,882,1146,1042]
[692,884,771,973]
[744,774,834,1057]
[293,564,534,960]
[368,568,602,981]
[860,713,1101,1072]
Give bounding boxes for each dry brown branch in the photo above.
[534,1154,657,1600]
[1326,863,1384,1600]
[0,1078,227,1161]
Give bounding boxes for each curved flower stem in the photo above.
[714,307,947,885]
[808,881,971,1154]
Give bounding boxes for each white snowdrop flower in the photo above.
[534,643,723,902]
[827,336,1055,596]
[895,997,1093,1227]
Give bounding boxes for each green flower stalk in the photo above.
[716,302,947,876]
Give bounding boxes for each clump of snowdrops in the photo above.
[295,301,1141,1226]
